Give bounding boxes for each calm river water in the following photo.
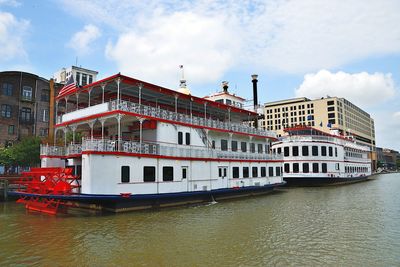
[1,173,400,266]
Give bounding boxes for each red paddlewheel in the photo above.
[15,167,81,215]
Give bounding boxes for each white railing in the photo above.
[110,100,276,138]
[80,139,282,161]
[66,144,82,155]
[40,145,65,156]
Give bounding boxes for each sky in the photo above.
[0,0,399,150]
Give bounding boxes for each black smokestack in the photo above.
[252,74,258,109]
[252,74,258,129]
[222,81,229,93]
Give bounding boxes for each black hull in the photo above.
[283,176,370,187]
[10,182,285,213]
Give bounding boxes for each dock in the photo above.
[0,176,19,201]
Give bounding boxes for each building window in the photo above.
[185,132,190,145]
[42,109,49,122]
[241,142,247,152]
[178,131,183,145]
[2,83,13,96]
[22,86,32,101]
[163,166,174,181]
[39,128,49,137]
[268,167,274,177]
[252,167,258,177]
[312,146,318,156]
[231,140,238,151]
[302,146,309,156]
[143,166,156,182]
[328,113,335,119]
[303,163,309,173]
[261,167,266,177]
[284,147,289,157]
[20,107,31,121]
[121,166,130,183]
[8,125,15,135]
[312,163,319,173]
[292,146,299,156]
[221,139,228,151]
[1,104,12,118]
[327,106,335,112]
[232,167,240,178]
[328,119,336,124]
[321,146,327,156]
[328,147,333,157]
[41,90,50,101]
[327,100,334,105]
[284,163,290,173]
[243,167,249,178]
[322,163,327,173]
[293,163,299,173]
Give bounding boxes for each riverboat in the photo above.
[271,126,372,186]
[12,73,284,214]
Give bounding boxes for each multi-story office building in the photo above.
[53,66,98,86]
[0,71,56,146]
[262,97,376,150]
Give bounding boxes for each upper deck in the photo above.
[55,74,276,139]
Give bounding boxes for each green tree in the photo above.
[10,137,41,167]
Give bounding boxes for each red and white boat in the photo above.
[13,73,284,213]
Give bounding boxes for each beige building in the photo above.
[262,97,376,150]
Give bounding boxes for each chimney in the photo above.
[222,81,229,93]
[251,74,259,129]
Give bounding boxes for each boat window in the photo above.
[241,142,247,152]
[163,166,174,181]
[232,167,240,178]
[292,146,299,156]
[284,163,290,173]
[252,167,258,178]
[335,163,340,171]
[284,147,289,157]
[250,143,255,153]
[185,132,190,145]
[312,146,318,156]
[303,163,309,173]
[243,167,249,178]
[321,146,327,156]
[335,147,338,157]
[329,147,333,157]
[276,167,281,176]
[322,163,327,173]
[178,131,183,145]
[302,146,309,156]
[312,163,319,173]
[258,144,263,154]
[269,167,274,177]
[121,166,130,183]
[277,147,282,154]
[221,139,228,151]
[231,141,238,152]
[143,166,156,182]
[212,140,215,149]
[261,167,266,177]
[182,167,187,179]
[293,163,299,173]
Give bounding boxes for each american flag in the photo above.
[58,75,77,97]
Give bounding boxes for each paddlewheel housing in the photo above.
[16,167,81,215]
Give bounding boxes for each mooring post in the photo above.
[3,180,9,201]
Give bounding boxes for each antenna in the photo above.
[179,65,184,80]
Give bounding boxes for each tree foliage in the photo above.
[0,137,41,170]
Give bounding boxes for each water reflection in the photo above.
[1,174,400,266]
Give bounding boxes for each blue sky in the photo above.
[1,0,400,150]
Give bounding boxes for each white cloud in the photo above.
[294,70,397,108]
[68,24,101,55]
[0,11,29,62]
[394,111,400,119]
[0,0,21,7]
[105,11,239,87]
[61,0,400,77]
